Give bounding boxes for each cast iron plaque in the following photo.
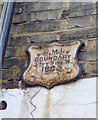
[23,41,82,89]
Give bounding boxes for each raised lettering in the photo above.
[52,49,58,54]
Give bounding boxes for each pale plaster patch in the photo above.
[0,77,96,118]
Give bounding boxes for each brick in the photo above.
[62,3,96,18]
[11,66,21,80]
[8,36,30,46]
[29,10,62,21]
[85,62,97,74]
[10,24,18,35]
[2,69,13,80]
[79,38,97,52]
[96,52,98,61]
[96,61,98,73]
[31,33,59,42]
[67,15,96,29]
[8,37,14,46]
[5,47,17,58]
[3,57,27,69]
[78,51,97,61]
[68,2,94,9]
[2,66,25,85]
[26,2,64,12]
[96,39,98,50]
[2,81,18,89]
[60,27,98,40]
[12,13,27,24]
[16,46,27,57]
[14,3,27,14]
[87,39,96,51]
[96,16,98,26]
[5,45,28,58]
[23,20,68,32]
[96,2,98,14]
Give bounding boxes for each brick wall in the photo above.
[2,2,98,89]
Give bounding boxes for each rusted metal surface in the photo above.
[23,41,82,89]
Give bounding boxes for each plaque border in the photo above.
[23,40,83,89]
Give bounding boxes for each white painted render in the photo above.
[0,77,97,119]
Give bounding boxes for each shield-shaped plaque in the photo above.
[23,41,82,89]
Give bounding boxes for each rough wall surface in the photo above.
[2,1,98,88]
[2,2,98,88]
[1,77,96,118]
[1,1,97,119]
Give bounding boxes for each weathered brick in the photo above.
[26,2,65,12]
[62,4,96,18]
[31,33,59,42]
[2,81,18,89]
[5,45,28,58]
[10,24,18,35]
[96,61,98,73]
[96,39,98,50]
[12,13,27,24]
[16,46,27,57]
[67,15,96,29]
[8,36,30,46]
[8,37,14,46]
[60,27,98,40]
[69,2,94,9]
[3,57,27,69]
[87,39,96,51]
[96,2,98,13]
[2,2,98,89]
[29,10,62,21]
[85,62,97,74]
[96,15,98,26]
[78,51,97,61]
[78,38,97,52]
[2,69,13,80]
[14,3,27,14]
[2,66,25,83]
[23,20,68,32]
[5,47,17,58]
[11,66,21,80]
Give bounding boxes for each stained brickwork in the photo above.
[2,2,98,88]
